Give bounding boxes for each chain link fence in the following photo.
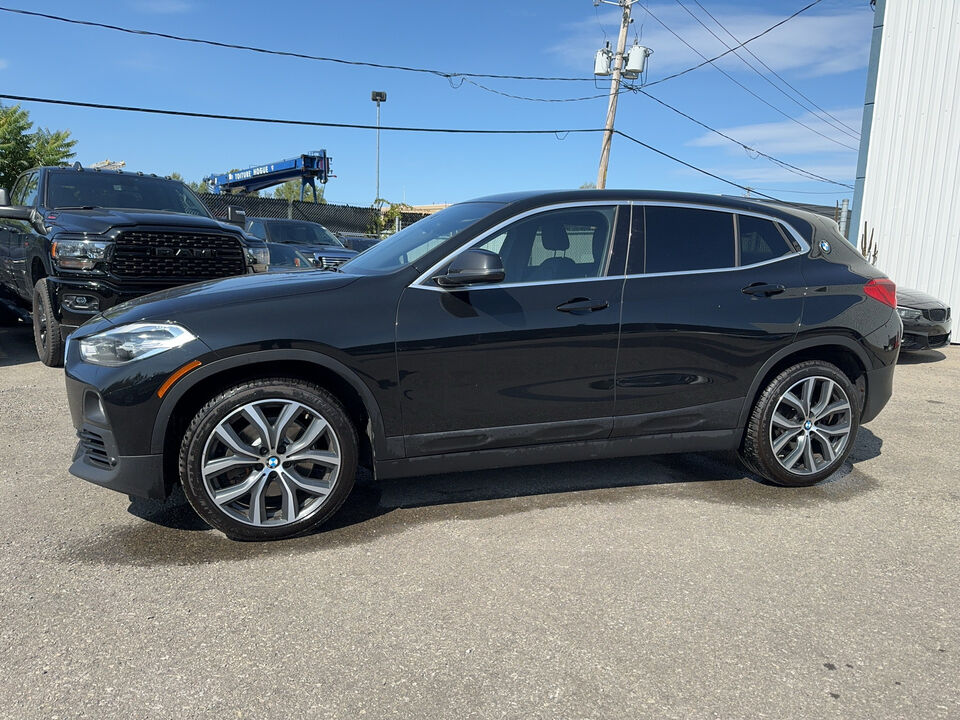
[198,194,428,235]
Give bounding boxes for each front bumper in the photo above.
[49,277,159,335]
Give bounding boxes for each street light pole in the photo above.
[596,0,635,189]
[371,91,387,205]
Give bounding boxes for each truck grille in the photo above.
[317,256,348,270]
[78,429,112,469]
[111,231,246,280]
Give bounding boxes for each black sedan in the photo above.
[244,217,357,270]
[64,190,901,540]
[896,287,952,350]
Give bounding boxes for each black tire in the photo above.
[32,278,64,367]
[740,360,861,487]
[179,378,358,541]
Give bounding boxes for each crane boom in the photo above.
[204,151,332,201]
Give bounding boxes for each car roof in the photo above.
[468,189,818,220]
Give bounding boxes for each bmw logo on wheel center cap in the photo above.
[267,456,280,469]
[803,420,813,431]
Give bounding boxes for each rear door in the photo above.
[395,203,630,456]
[614,203,806,436]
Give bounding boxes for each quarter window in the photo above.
[475,206,616,283]
[738,214,792,266]
[643,206,735,273]
[12,172,40,207]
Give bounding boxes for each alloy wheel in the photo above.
[768,375,852,476]
[200,398,342,527]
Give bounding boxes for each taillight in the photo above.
[864,278,897,308]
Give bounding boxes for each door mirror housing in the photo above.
[436,248,505,287]
[0,188,11,207]
[0,205,32,221]
[225,205,247,227]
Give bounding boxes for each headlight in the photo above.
[52,238,110,271]
[247,247,270,267]
[897,306,921,320]
[79,323,197,366]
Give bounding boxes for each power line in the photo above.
[0,5,595,83]
[638,3,858,152]
[643,0,824,88]
[631,87,854,188]
[462,79,612,103]
[689,0,861,136]
[613,130,779,200]
[674,0,859,141]
[0,92,781,200]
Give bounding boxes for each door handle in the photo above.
[741,282,785,297]
[556,297,609,314]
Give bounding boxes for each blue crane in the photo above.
[204,151,332,202]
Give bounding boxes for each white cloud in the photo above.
[699,162,857,184]
[550,3,872,79]
[687,107,863,155]
[130,0,192,13]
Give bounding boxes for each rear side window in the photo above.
[643,206,735,273]
[738,214,792,266]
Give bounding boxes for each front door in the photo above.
[396,204,629,456]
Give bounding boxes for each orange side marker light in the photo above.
[157,360,202,398]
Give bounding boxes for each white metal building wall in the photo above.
[854,0,960,338]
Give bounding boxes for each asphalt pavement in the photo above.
[0,318,957,719]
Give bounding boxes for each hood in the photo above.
[896,287,948,309]
[47,208,245,237]
[94,270,358,329]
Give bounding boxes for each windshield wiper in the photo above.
[53,205,101,210]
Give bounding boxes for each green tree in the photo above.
[273,179,325,203]
[579,181,597,189]
[169,172,210,195]
[0,103,76,191]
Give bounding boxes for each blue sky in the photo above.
[0,0,873,207]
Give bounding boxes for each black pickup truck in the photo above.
[0,165,267,366]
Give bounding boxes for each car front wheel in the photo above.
[32,278,64,367]
[179,378,358,540]
[740,360,861,487]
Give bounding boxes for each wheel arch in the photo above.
[737,336,870,430]
[152,349,392,492]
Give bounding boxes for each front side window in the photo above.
[474,206,616,283]
[247,220,266,239]
[12,172,40,207]
[643,206,735,273]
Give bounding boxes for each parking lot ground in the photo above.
[0,320,958,719]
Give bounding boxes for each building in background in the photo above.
[851,0,959,341]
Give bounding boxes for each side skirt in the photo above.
[374,428,741,480]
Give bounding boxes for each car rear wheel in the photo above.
[740,360,860,487]
[179,378,358,540]
[32,278,64,367]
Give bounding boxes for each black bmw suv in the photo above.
[64,190,902,540]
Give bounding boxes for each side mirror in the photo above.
[0,188,10,207]
[226,205,247,227]
[436,248,505,287]
[0,204,32,221]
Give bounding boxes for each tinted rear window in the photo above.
[644,206,735,273]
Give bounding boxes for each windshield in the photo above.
[266,243,313,268]
[343,202,503,275]
[268,220,343,247]
[45,170,211,216]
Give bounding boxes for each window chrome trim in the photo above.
[410,200,622,292]
[409,199,811,292]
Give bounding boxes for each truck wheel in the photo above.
[32,278,64,367]
[178,378,358,541]
[740,360,860,487]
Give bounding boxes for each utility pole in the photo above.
[596,0,635,189]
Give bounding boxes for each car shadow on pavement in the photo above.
[0,322,35,368]
[76,427,885,567]
[897,349,948,365]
